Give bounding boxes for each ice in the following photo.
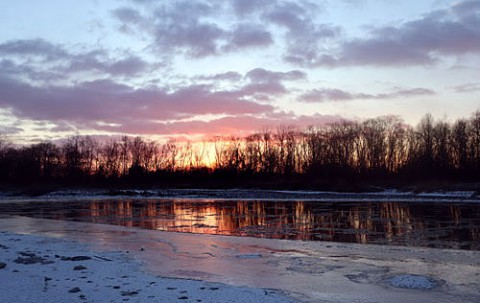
[0,226,298,303]
[235,253,263,259]
[1,216,479,303]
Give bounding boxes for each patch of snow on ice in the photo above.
[388,274,437,290]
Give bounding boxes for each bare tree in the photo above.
[384,116,409,172]
[260,128,277,174]
[63,136,83,177]
[433,120,450,171]
[101,139,121,178]
[119,136,130,176]
[276,125,298,175]
[416,113,435,167]
[451,119,468,171]
[303,126,326,173]
[469,110,480,172]
[34,142,61,178]
[325,121,358,170]
[162,139,178,172]
[362,118,387,172]
[244,133,263,173]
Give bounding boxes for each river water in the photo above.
[1,198,479,250]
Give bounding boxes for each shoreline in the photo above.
[1,216,479,303]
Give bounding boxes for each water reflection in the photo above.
[2,199,479,250]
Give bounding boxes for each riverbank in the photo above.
[1,187,480,203]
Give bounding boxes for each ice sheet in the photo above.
[0,216,479,303]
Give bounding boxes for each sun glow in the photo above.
[187,141,217,168]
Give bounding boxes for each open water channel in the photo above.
[1,198,479,250]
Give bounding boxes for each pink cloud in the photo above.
[95,112,342,137]
[0,76,278,135]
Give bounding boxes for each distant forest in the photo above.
[1,110,480,190]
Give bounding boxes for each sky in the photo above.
[1,0,480,143]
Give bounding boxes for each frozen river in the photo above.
[0,216,479,303]
[1,192,480,302]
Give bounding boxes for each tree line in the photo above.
[1,111,480,189]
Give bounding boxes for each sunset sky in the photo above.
[1,0,480,143]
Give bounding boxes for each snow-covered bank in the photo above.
[0,227,298,303]
[1,188,480,203]
[1,216,479,303]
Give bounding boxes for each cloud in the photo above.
[265,2,341,67]
[246,68,306,83]
[451,0,480,20]
[66,54,149,77]
[0,39,151,80]
[0,124,23,135]
[239,82,287,100]
[0,75,279,134]
[238,68,307,101]
[112,7,147,33]
[0,39,68,61]
[194,71,242,82]
[300,87,435,102]
[112,1,275,58]
[0,59,63,82]
[113,7,144,24]
[192,68,306,99]
[394,88,435,97]
[301,88,354,102]
[338,38,433,67]
[110,0,480,68]
[0,62,333,137]
[230,0,266,16]
[224,24,273,51]
[113,2,228,58]
[266,2,320,33]
[452,82,480,93]
[189,68,305,103]
[302,0,480,67]
[153,20,225,58]
[95,112,341,137]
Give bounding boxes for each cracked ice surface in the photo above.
[0,216,479,303]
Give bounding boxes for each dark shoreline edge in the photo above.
[1,187,479,203]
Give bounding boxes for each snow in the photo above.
[1,188,479,204]
[416,191,476,198]
[0,230,297,303]
[388,274,438,290]
[1,216,479,303]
